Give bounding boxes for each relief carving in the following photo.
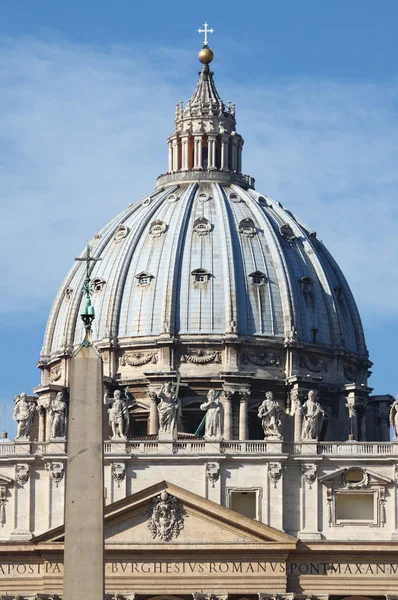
[344,364,358,382]
[205,462,220,487]
[15,464,30,487]
[111,463,126,488]
[302,464,318,488]
[147,491,185,541]
[46,462,65,487]
[50,366,62,382]
[242,351,280,367]
[181,349,221,364]
[300,355,329,373]
[268,462,283,488]
[120,351,158,367]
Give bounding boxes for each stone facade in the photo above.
[2,36,397,600]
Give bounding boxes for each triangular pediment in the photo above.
[319,466,393,487]
[34,480,296,549]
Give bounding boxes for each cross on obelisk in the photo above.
[64,240,104,600]
[74,243,102,338]
[198,22,214,47]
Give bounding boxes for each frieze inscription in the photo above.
[1,560,398,577]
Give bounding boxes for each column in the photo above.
[237,140,243,172]
[223,391,233,441]
[208,135,216,169]
[194,135,203,169]
[181,135,189,171]
[231,137,238,171]
[38,406,46,442]
[168,141,173,172]
[148,391,159,436]
[239,391,249,440]
[221,135,229,170]
[172,138,179,172]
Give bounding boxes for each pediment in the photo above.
[34,481,296,549]
[319,466,393,487]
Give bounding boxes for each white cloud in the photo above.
[0,35,397,321]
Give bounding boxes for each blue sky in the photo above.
[0,1,397,433]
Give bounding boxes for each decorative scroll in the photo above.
[181,349,221,364]
[206,462,220,488]
[120,351,158,367]
[242,351,280,367]
[46,462,65,487]
[300,355,329,373]
[147,491,185,542]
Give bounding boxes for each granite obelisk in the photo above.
[63,245,104,600]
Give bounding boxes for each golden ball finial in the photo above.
[198,46,214,64]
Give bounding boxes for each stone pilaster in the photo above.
[298,462,322,540]
[10,463,32,541]
[221,135,229,169]
[267,462,283,530]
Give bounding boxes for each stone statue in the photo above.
[49,392,67,438]
[157,382,181,435]
[389,395,398,440]
[257,391,283,439]
[200,390,222,439]
[13,393,36,440]
[104,390,130,439]
[301,390,324,441]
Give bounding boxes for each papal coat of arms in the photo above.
[147,491,185,542]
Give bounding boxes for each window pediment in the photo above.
[135,272,154,287]
[193,218,211,236]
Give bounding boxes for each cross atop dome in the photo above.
[197,22,214,47]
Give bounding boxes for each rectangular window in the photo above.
[230,491,257,519]
[335,493,374,522]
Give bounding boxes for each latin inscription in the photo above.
[0,561,397,578]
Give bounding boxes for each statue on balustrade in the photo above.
[389,395,398,440]
[13,393,36,440]
[301,390,324,440]
[157,382,181,435]
[49,391,67,439]
[200,390,222,439]
[257,391,283,439]
[104,389,130,439]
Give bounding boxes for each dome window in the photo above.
[229,192,241,203]
[92,277,106,293]
[142,196,151,206]
[300,276,313,294]
[135,271,154,287]
[280,223,295,242]
[238,218,256,238]
[64,287,73,301]
[193,217,211,236]
[335,285,344,301]
[257,196,267,205]
[198,192,210,202]
[114,225,130,242]
[167,193,179,203]
[149,220,167,238]
[191,268,210,284]
[249,271,266,286]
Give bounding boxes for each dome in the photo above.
[38,45,370,430]
[42,182,366,356]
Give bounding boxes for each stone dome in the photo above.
[42,182,366,357]
[38,46,370,417]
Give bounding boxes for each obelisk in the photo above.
[63,245,104,600]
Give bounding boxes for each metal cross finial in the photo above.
[75,243,102,335]
[75,243,102,282]
[198,22,214,47]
